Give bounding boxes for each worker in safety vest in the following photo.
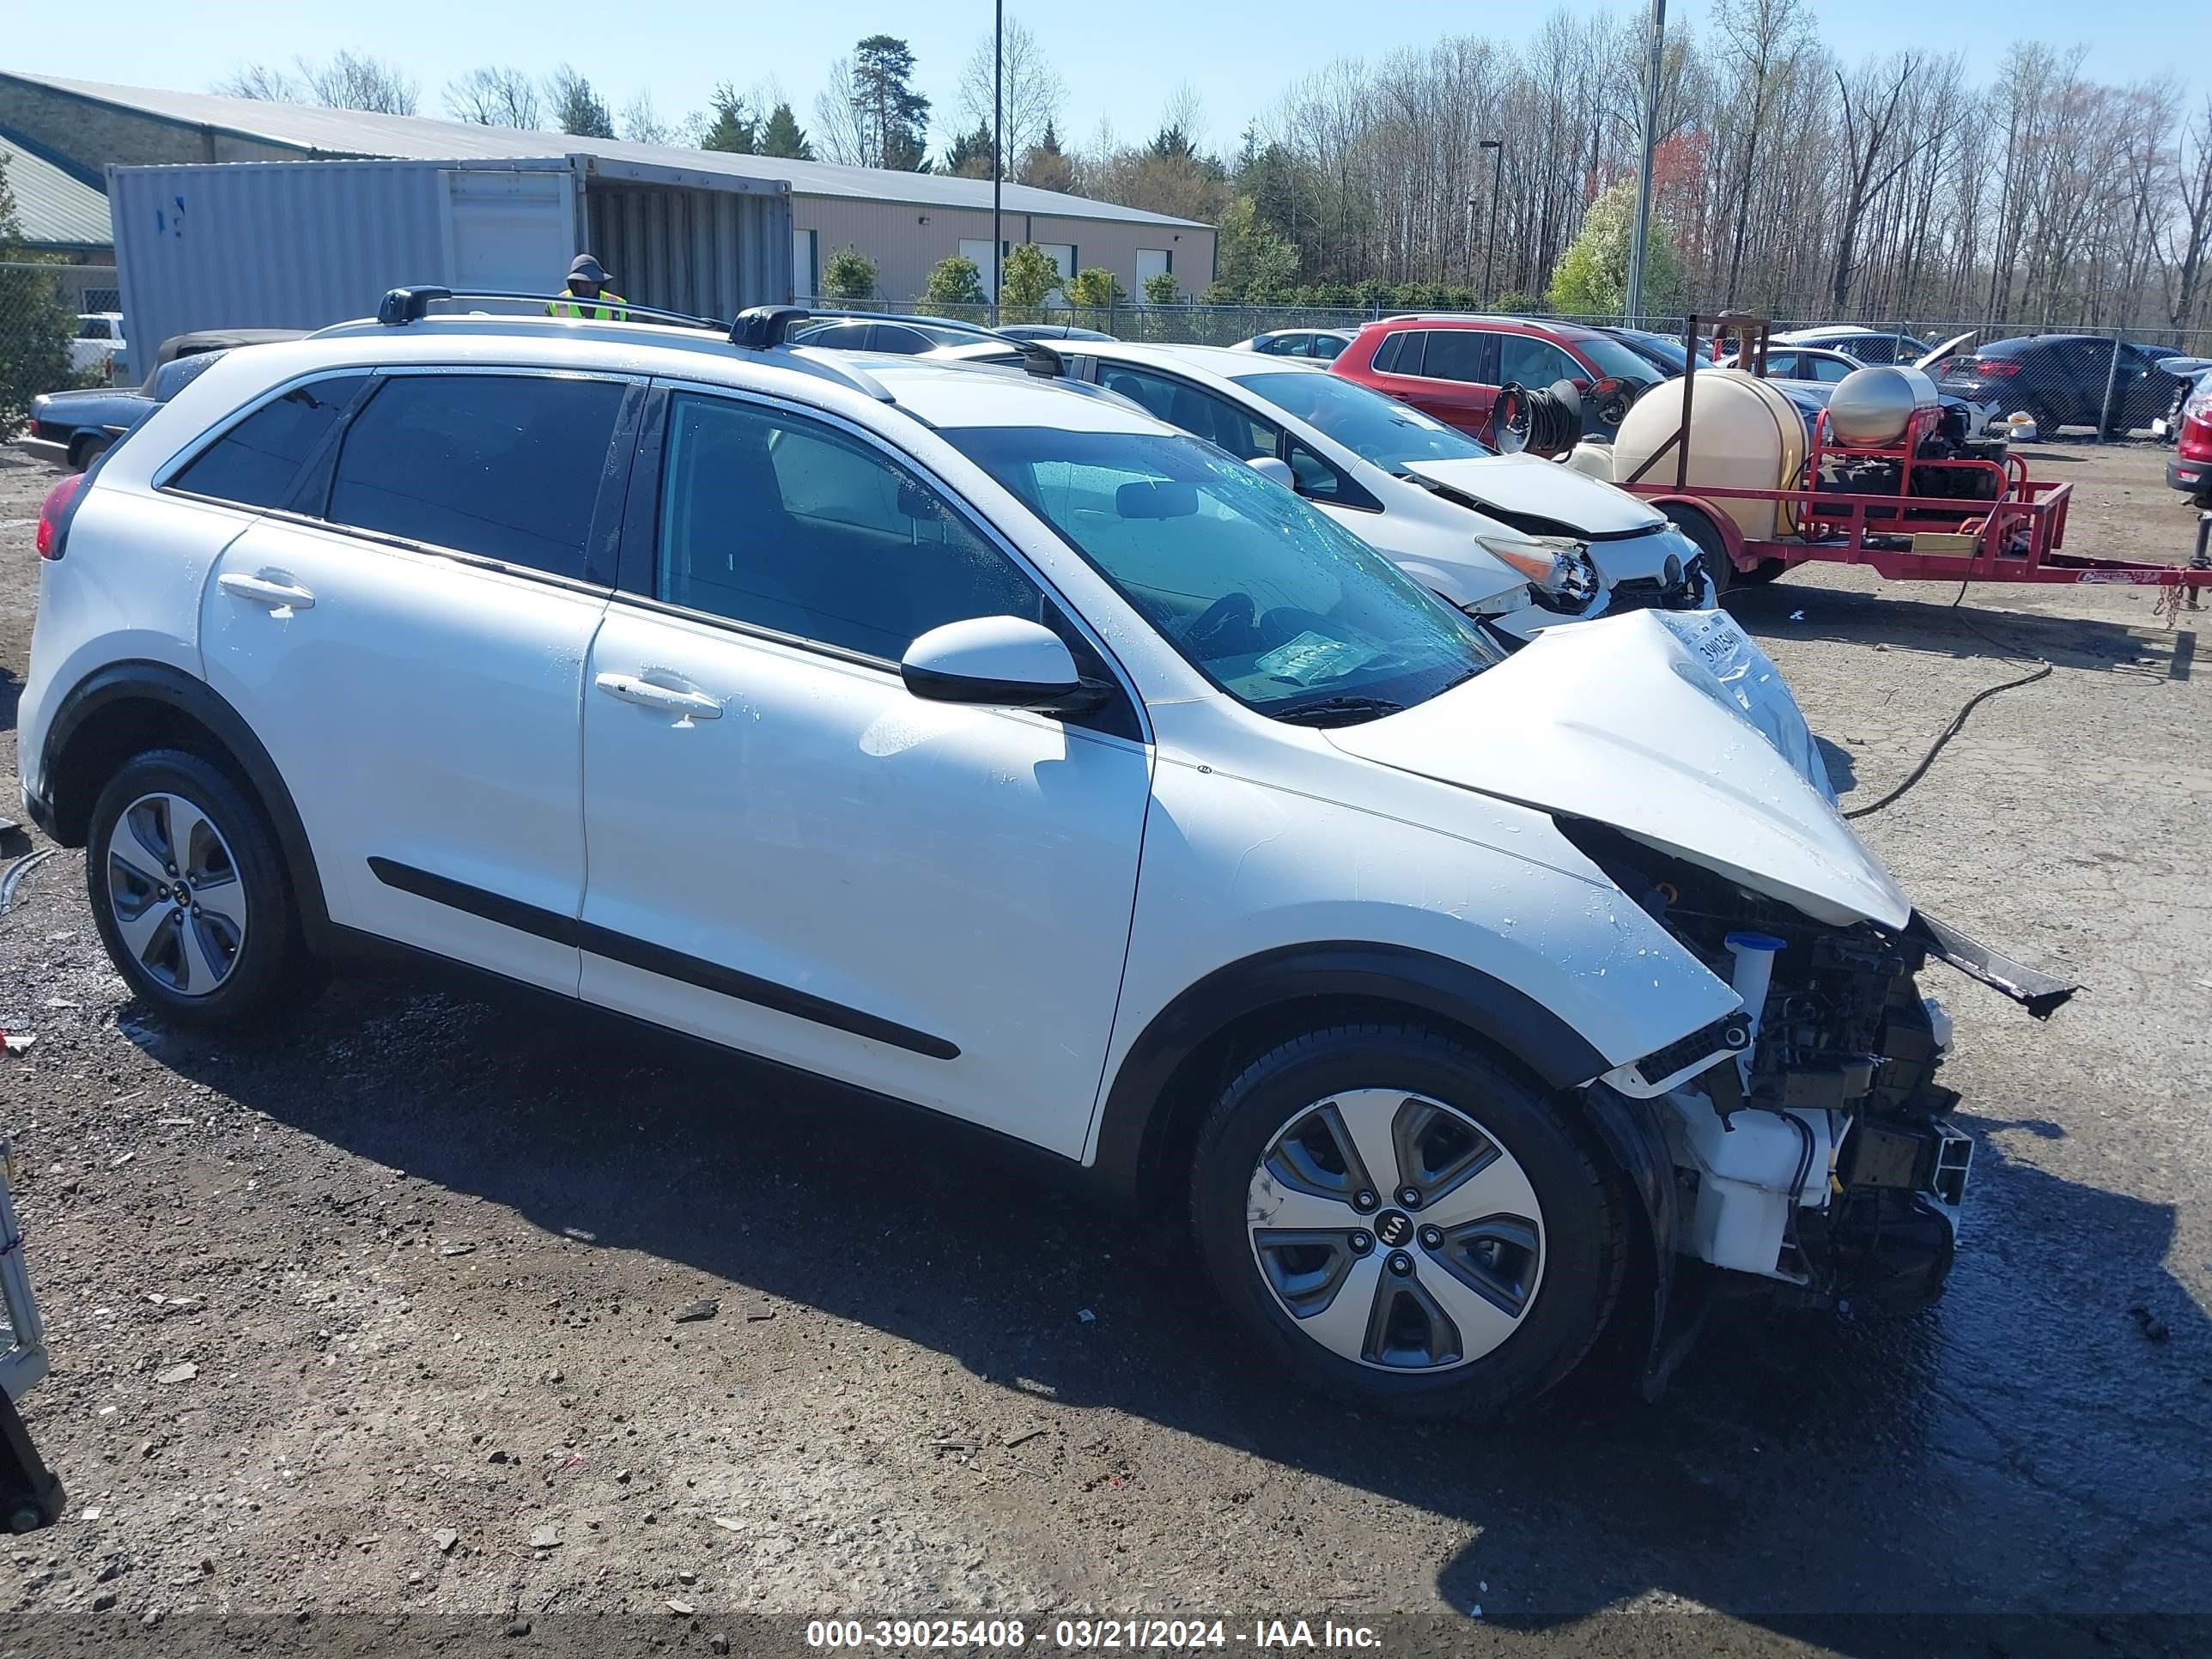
[547,253,627,319]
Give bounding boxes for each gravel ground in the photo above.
[0,438,2205,1656]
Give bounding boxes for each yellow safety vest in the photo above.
[546,290,628,320]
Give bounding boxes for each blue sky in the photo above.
[9,1,2200,159]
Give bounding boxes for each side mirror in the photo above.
[901,616,1110,716]
[1246,455,1295,489]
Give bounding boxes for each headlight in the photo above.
[1481,538,1601,612]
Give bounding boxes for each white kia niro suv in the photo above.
[19,294,2070,1414]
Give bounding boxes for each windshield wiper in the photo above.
[1271,694,1410,727]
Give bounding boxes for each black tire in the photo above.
[1662,503,1734,599]
[86,749,315,1031]
[1188,1023,1628,1418]
[66,434,109,472]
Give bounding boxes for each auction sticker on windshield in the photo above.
[1254,631,1380,684]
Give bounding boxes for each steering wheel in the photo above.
[1183,590,1257,653]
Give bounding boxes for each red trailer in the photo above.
[1609,316,2209,607]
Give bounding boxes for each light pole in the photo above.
[1626,0,1666,326]
[1478,139,1503,307]
[991,0,1003,324]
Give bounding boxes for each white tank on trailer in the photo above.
[1609,368,1807,543]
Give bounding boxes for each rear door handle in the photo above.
[593,672,723,720]
[218,571,317,611]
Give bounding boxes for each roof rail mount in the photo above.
[1018,341,1066,380]
[732,305,813,349]
[375,286,720,331]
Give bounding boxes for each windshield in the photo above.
[1571,332,1665,384]
[945,426,1504,722]
[1234,371,1492,473]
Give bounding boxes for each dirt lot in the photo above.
[0,439,2206,1656]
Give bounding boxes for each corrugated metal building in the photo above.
[0,128,112,257]
[0,72,1215,305]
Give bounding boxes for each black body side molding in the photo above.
[1089,941,1609,1202]
[367,858,959,1060]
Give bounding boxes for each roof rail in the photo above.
[375,285,720,331]
[727,307,896,403]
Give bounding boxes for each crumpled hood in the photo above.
[1327,611,1911,929]
[1402,453,1668,538]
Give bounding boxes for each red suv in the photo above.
[1330,315,1663,441]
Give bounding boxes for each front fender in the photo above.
[1087,751,1740,1197]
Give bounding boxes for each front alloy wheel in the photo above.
[104,792,249,996]
[1190,1024,1626,1415]
[1248,1090,1544,1371]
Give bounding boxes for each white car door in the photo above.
[190,367,639,994]
[577,386,1151,1153]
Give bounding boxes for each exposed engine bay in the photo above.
[1564,819,1997,1313]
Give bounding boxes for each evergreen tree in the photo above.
[547,65,616,138]
[699,84,760,154]
[944,124,994,179]
[760,102,814,160]
[854,35,931,171]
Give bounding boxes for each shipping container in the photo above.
[108,155,793,380]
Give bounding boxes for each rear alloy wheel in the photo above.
[1191,1025,1626,1416]
[103,790,249,996]
[86,749,313,1030]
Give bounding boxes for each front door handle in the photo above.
[593,672,723,720]
[218,571,317,611]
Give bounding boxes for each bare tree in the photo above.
[956,17,1066,175]
[445,66,542,130]
[218,64,299,102]
[298,51,416,115]
[2168,96,2212,330]
[811,56,870,167]
[620,91,682,146]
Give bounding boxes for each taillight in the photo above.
[35,472,85,560]
[2183,380,2212,422]
[1972,359,2020,378]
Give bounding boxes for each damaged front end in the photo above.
[1564,819,2073,1330]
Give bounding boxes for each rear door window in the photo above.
[1421,331,1492,385]
[170,374,369,509]
[325,373,625,580]
[1094,365,1278,460]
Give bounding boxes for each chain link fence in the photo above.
[811,294,2212,445]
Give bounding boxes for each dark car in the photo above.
[1332,313,1662,441]
[1935,335,2193,437]
[790,313,1004,355]
[22,329,309,471]
[1593,325,1700,376]
[24,353,226,471]
[995,322,1116,342]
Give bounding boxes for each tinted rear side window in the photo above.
[1423,331,1491,384]
[171,374,368,509]
[326,374,624,578]
[1371,331,1413,374]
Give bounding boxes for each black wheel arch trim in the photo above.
[39,660,332,947]
[1088,940,1609,1203]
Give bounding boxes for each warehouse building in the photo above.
[0,126,116,310]
[0,72,1215,307]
